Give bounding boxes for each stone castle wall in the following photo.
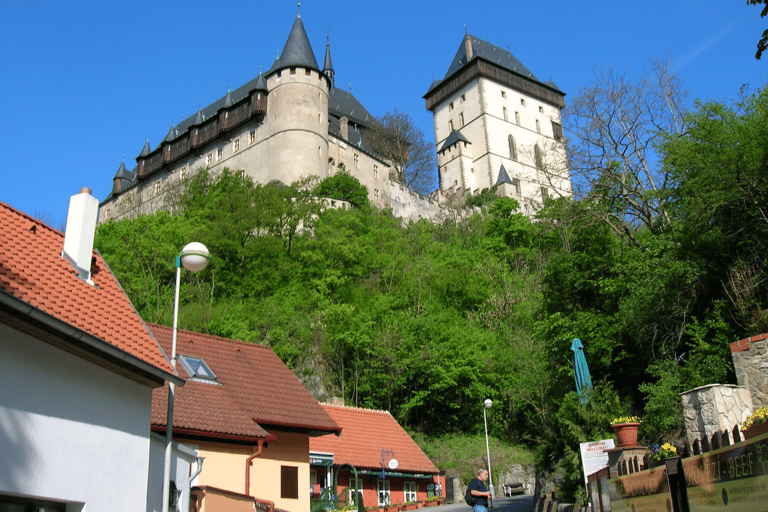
[680,384,753,447]
[730,333,768,409]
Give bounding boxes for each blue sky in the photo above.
[2,0,766,227]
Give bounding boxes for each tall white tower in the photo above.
[424,34,571,212]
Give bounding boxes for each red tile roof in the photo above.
[149,323,341,440]
[0,202,173,377]
[310,404,439,474]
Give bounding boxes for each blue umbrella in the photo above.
[570,338,593,404]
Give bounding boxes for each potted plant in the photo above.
[742,406,768,439]
[649,442,679,470]
[610,416,641,448]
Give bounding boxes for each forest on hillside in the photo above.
[94,68,768,501]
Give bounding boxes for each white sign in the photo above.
[579,439,614,485]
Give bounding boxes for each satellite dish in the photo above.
[388,459,399,470]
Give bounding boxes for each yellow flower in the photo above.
[610,416,641,426]
[742,406,768,430]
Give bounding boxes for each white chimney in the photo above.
[62,187,99,284]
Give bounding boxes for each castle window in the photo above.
[354,154,359,168]
[233,138,240,153]
[539,106,544,113]
[449,102,454,110]
[501,91,506,98]
[217,148,223,162]
[521,98,526,106]
[374,165,379,178]
[318,146,321,158]
[206,154,212,167]
[541,187,549,201]
[239,170,245,178]
[374,188,379,201]
[534,145,543,169]
[290,67,296,75]
[515,111,520,125]
[449,120,454,131]
[306,68,311,76]
[179,167,186,180]
[154,181,160,194]
[250,130,256,144]
[512,178,521,195]
[503,107,508,121]
[536,119,541,133]
[460,94,465,102]
[508,135,517,161]
[552,122,564,140]
[459,113,464,127]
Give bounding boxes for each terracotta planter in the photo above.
[424,502,437,507]
[743,421,768,439]
[612,422,640,448]
[416,503,424,509]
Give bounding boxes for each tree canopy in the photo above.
[94,80,768,505]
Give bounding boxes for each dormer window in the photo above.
[178,355,217,381]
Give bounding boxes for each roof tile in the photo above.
[0,201,172,374]
[310,404,438,474]
[149,324,340,439]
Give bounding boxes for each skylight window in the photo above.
[178,355,217,381]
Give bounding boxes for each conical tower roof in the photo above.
[495,164,513,186]
[268,13,319,75]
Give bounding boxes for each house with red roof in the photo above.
[0,192,182,511]
[147,323,341,512]
[309,404,444,509]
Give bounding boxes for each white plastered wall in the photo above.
[0,323,154,511]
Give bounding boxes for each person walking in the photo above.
[468,469,492,512]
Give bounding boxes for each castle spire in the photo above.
[267,9,319,75]
[323,32,335,89]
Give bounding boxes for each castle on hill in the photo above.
[99,12,571,224]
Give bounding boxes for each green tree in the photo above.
[747,0,768,59]
[314,167,370,209]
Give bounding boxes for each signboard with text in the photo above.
[581,439,615,485]
[683,432,768,511]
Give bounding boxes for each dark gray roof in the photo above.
[495,164,513,186]
[426,34,562,95]
[328,88,375,127]
[438,129,470,153]
[268,14,319,75]
[139,139,151,157]
[323,41,333,73]
[158,71,267,148]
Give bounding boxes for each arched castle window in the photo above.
[508,135,517,161]
[534,144,543,169]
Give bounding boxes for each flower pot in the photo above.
[743,421,768,439]
[612,422,640,448]
[424,502,437,507]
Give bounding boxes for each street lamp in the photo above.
[483,399,494,500]
[162,242,210,512]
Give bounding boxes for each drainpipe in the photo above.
[190,456,205,483]
[245,438,266,496]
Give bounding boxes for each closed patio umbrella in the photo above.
[570,338,593,404]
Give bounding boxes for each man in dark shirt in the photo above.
[468,469,492,512]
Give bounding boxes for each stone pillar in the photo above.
[730,333,768,409]
[680,384,753,446]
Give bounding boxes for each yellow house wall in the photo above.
[194,431,310,512]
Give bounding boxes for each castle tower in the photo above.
[424,34,571,211]
[265,11,330,184]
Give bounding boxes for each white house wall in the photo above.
[0,323,154,511]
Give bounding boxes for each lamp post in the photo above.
[483,399,494,500]
[162,242,210,512]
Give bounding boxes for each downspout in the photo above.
[245,438,266,496]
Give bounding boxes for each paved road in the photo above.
[432,496,535,512]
